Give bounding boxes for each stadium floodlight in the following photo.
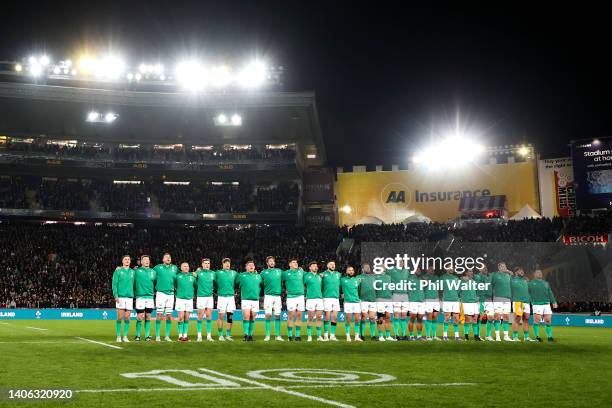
[175,60,207,91]
[413,134,485,169]
[237,60,267,88]
[105,112,118,123]
[217,114,227,124]
[126,72,134,80]
[340,205,352,214]
[29,63,43,77]
[53,66,61,75]
[96,56,126,79]
[135,73,142,81]
[518,146,530,156]
[138,63,147,74]
[211,65,233,87]
[154,64,164,75]
[39,55,50,66]
[87,111,100,122]
[14,64,23,72]
[78,56,97,74]
[231,114,242,126]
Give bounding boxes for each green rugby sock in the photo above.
[316,326,322,337]
[123,320,130,337]
[135,320,142,337]
[249,320,255,336]
[144,320,151,337]
[197,320,203,335]
[452,323,459,336]
[330,322,337,335]
[545,324,552,338]
[295,325,302,337]
[486,321,493,337]
[324,321,330,334]
[307,325,313,336]
[360,321,366,337]
[400,320,407,336]
[464,323,470,335]
[424,320,431,337]
[443,322,449,335]
[218,325,223,337]
[155,319,161,337]
[385,329,390,337]
[369,321,376,336]
[503,321,509,333]
[183,320,189,336]
[226,326,232,337]
[353,321,359,336]
[265,320,271,337]
[472,323,478,336]
[242,320,250,336]
[116,320,122,337]
[534,324,540,337]
[165,319,171,336]
[494,320,501,332]
[393,319,400,336]
[274,318,281,335]
[177,321,183,336]
[288,326,293,338]
[431,321,438,337]
[206,320,212,335]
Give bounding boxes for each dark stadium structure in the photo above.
[0,78,329,225]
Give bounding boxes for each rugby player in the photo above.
[359,263,379,340]
[389,261,409,340]
[322,260,341,341]
[340,266,362,342]
[154,253,178,342]
[195,258,216,342]
[216,258,238,341]
[375,268,396,341]
[511,266,535,341]
[440,267,462,341]
[112,255,135,342]
[490,262,514,341]
[459,269,480,341]
[238,260,262,341]
[424,266,441,340]
[529,269,557,342]
[283,258,305,341]
[407,267,426,340]
[134,255,155,341]
[261,256,284,341]
[474,265,494,340]
[304,261,324,341]
[175,262,196,341]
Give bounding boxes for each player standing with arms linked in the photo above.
[490,262,514,341]
[175,262,196,341]
[341,266,362,342]
[216,258,238,341]
[154,253,178,342]
[195,258,216,342]
[529,269,557,342]
[322,260,342,341]
[134,255,155,341]
[304,261,325,341]
[283,258,305,341]
[261,256,284,341]
[359,263,379,340]
[112,255,135,342]
[511,266,535,341]
[424,266,441,340]
[238,260,262,341]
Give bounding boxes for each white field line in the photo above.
[198,368,355,408]
[77,382,477,393]
[75,337,122,350]
[0,322,10,325]
[25,326,49,331]
[0,340,83,344]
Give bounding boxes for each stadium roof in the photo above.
[0,81,325,164]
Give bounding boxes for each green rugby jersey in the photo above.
[388,268,409,294]
[216,269,237,297]
[260,268,283,296]
[112,266,135,298]
[134,267,156,298]
[528,278,556,305]
[176,272,196,300]
[153,263,178,295]
[490,271,512,299]
[423,274,440,300]
[440,273,460,301]
[407,274,425,302]
[238,272,262,301]
[340,276,361,303]
[459,278,478,303]
[196,268,216,297]
[358,274,377,302]
[303,272,323,299]
[375,273,392,299]
[322,270,341,298]
[474,272,492,301]
[511,276,530,302]
[282,268,304,298]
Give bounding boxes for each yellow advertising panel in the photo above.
[337,161,539,224]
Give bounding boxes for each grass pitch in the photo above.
[0,320,610,407]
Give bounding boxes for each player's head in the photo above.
[327,260,336,271]
[498,262,507,272]
[346,266,355,276]
[122,255,131,267]
[201,258,211,270]
[478,264,488,274]
[445,267,454,274]
[465,269,474,279]
[533,269,543,279]
[414,267,422,277]
[266,256,276,268]
[180,262,189,272]
[245,260,255,272]
[289,258,298,269]
[140,255,150,268]
[162,253,172,265]
[308,261,318,273]
[426,266,435,275]
[222,258,231,269]
[361,262,372,274]
[514,266,524,277]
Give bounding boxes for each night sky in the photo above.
[2,2,610,166]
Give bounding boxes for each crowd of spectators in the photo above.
[2,142,296,164]
[0,216,610,310]
[0,176,299,213]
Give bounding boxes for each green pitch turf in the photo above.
[0,320,611,408]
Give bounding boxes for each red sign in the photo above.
[562,234,608,244]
